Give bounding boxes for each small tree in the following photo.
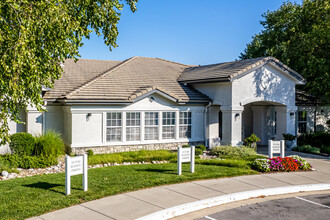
[0,0,138,144]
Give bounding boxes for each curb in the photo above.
[137,183,330,220]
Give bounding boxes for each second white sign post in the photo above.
[177,146,195,175]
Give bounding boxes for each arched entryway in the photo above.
[242,101,287,145]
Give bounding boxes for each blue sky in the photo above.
[79,0,298,65]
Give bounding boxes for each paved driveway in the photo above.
[197,193,330,220]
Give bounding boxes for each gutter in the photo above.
[204,102,212,148]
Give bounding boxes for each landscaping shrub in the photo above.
[0,162,18,173]
[292,145,321,154]
[0,154,58,169]
[297,131,330,147]
[252,155,312,172]
[86,149,94,156]
[321,146,330,154]
[210,145,257,158]
[34,130,65,157]
[244,133,261,147]
[195,148,203,156]
[9,132,35,156]
[196,145,206,151]
[181,145,190,148]
[88,150,176,165]
[282,133,296,141]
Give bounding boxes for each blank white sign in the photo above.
[69,156,83,176]
[181,148,191,162]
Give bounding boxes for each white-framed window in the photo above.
[145,112,159,140]
[106,112,122,142]
[179,112,191,138]
[298,110,307,133]
[162,112,175,139]
[126,112,140,141]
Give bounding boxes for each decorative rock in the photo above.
[1,171,9,178]
[28,168,34,172]
[104,164,108,167]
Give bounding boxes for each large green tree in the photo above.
[0,0,138,144]
[240,0,329,103]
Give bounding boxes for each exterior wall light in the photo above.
[290,112,294,116]
[149,97,154,102]
[86,113,92,121]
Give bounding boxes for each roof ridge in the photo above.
[66,58,123,62]
[154,57,191,67]
[65,57,137,98]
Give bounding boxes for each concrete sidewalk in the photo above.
[28,155,330,220]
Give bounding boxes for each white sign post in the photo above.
[177,146,195,175]
[268,140,285,158]
[65,154,88,195]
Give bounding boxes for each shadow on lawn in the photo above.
[23,182,80,195]
[136,168,176,174]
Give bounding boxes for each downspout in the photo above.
[204,102,212,148]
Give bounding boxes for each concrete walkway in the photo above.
[28,153,330,220]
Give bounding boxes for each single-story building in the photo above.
[1,56,329,154]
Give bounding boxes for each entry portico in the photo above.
[179,57,305,147]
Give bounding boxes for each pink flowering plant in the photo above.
[252,155,312,172]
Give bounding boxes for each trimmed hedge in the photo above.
[0,154,58,169]
[88,150,176,165]
[298,131,330,147]
[9,132,35,156]
[210,145,257,158]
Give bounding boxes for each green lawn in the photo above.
[0,163,258,220]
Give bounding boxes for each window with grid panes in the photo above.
[179,112,191,138]
[145,112,159,140]
[298,110,307,133]
[106,112,122,142]
[162,112,175,139]
[126,112,140,141]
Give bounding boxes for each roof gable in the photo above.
[178,57,305,84]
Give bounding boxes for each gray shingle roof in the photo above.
[44,57,211,103]
[178,56,305,83]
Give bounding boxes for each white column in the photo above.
[286,106,297,136]
[251,106,266,145]
[220,106,244,146]
[208,106,220,148]
[26,105,43,135]
[274,106,287,140]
